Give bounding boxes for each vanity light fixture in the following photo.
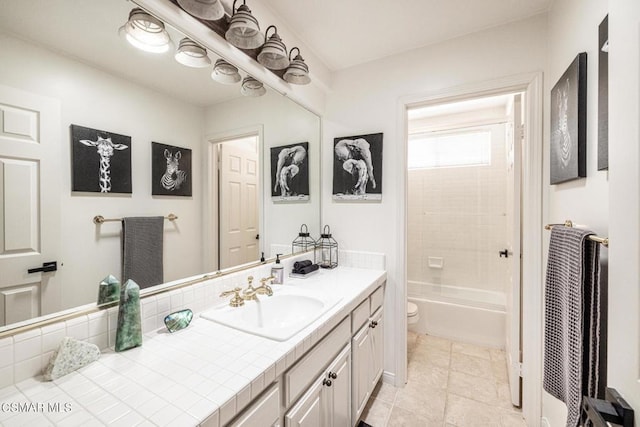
[257,25,289,70]
[283,47,311,85]
[177,0,225,21]
[225,0,264,50]
[120,8,172,54]
[175,38,211,68]
[211,59,242,84]
[240,76,266,97]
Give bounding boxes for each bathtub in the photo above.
[408,281,506,348]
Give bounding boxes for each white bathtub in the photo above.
[408,281,506,348]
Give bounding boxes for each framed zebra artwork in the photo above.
[71,124,132,194]
[151,142,192,196]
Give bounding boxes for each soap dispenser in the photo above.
[271,254,284,284]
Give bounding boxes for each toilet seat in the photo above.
[407,302,418,317]
[407,301,419,325]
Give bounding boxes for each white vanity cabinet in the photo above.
[285,345,351,427]
[219,384,281,427]
[351,286,385,425]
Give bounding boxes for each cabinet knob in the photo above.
[328,372,337,379]
[370,320,378,328]
[323,378,332,387]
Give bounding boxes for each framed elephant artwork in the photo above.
[332,132,383,201]
[270,142,310,201]
[71,124,132,193]
[151,142,192,196]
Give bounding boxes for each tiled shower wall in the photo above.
[407,123,509,294]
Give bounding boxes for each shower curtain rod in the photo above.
[544,220,609,247]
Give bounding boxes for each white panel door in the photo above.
[505,94,523,407]
[0,84,61,326]
[219,140,259,269]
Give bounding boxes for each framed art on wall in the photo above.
[598,15,609,171]
[152,142,192,196]
[71,124,131,193]
[550,52,587,185]
[270,142,309,201]
[332,132,383,200]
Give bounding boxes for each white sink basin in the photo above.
[200,287,342,341]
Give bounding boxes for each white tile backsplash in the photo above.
[65,316,89,341]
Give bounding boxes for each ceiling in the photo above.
[0,0,552,106]
[0,0,242,107]
[264,0,552,71]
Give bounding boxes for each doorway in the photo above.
[210,134,260,270]
[406,92,524,408]
[397,72,543,425]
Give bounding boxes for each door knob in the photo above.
[27,261,57,274]
[323,378,332,387]
[328,372,338,379]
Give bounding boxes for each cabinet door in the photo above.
[286,377,324,427]
[369,308,384,389]
[229,384,280,427]
[327,345,351,427]
[351,323,371,424]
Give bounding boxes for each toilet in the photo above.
[407,301,419,325]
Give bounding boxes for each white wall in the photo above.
[607,0,640,423]
[0,35,205,311]
[407,123,508,294]
[323,14,547,387]
[204,91,322,264]
[543,0,609,425]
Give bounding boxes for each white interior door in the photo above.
[219,138,259,269]
[505,93,523,406]
[0,84,61,327]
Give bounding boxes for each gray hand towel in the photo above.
[543,226,601,427]
[122,216,164,289]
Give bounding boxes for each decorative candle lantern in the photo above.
[292,223,315,254]
[315,225,338,269]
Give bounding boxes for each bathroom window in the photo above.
[408,129,491,169]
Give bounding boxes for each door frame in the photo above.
[395,72,543,424]
[203,125,264,273]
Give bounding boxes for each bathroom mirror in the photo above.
[0,0,321,331]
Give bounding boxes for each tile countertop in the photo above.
[0,267,386,427]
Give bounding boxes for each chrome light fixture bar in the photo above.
[120,8,172,54]
[211,58,242,84]
[175,37,211,67]
[177,0,225,21]
[283,47,311,85]
[240,76,266,97]
[225,0,263,50]
[257,25,289,70]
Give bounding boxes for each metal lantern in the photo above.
[315,225,338,269]
[292,224,315,254]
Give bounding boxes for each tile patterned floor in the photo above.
[359,332,527,427]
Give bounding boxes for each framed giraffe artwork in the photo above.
[151,142,192,197]
[71,124,132,193]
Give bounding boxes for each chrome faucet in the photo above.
[242,276,274,301]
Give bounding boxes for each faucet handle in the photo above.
[220,287,244,307]
[260,275,275,284]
